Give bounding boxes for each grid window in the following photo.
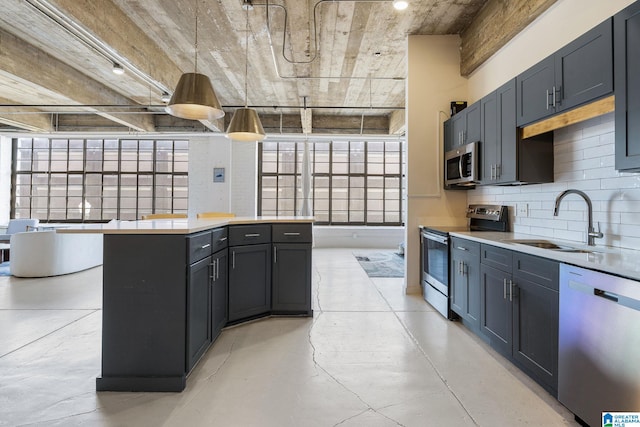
[258,139,404,225]
[11,138,189,222]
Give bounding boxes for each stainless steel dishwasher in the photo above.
[559,264,640,427]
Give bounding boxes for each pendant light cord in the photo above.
[244,6,249,108]
[194,0,199,73]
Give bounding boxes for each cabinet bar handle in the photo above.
[274,246,277,263]
[245,233,260,237]
[201,243,211,249]
[209,262,215,280]
[503,278,507,299]
[219,237,227,242]
[496,164,501,179]
[232,251,235,269]
[284,232,301,236]
[456,246,468,251]
[552,85,557,107]
[509,280,514,302]
[546,89,550,110]
[215,258,219,279]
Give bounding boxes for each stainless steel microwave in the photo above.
[444,141,479,187]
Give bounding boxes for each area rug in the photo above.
[353,251,404,278]
[0,262,10,276]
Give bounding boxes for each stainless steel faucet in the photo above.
[553,189,603,246]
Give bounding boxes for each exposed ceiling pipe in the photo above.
[255,0,405,81]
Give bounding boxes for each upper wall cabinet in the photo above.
[517,18,613,127]
[444,101,481,152]
[615,2,640,171]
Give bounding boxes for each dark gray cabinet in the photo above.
[479,244,559,395]
[187,255,212,371]
[211,248,228,341]
[272,223,313,314]
[615,2,640,171]
[228,224,272,323]
[98,221,312,392]
[517,19,613,127]
[450,237,480,332]
[445,101,481,150]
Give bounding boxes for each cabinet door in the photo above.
[228,243,271,322]
[615,2,640,171]
[480,91,498,184]
[556,18,613,113]
[187,256,212,370]
[464,101,481,144]
[211,248,228,341]
[451,111,466,148]
[450,250,467,317]
[443,118,454,153]
[480,264,512,356]
[512,277,559,394]
[516,55,556,126]
[272,243,312,314]
[496,79,517,183]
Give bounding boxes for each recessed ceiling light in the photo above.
[393,0,408,11]
[112,63,124,75]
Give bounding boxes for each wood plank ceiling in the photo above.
[0,0,556,135]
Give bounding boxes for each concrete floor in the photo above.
[0,248,576,426]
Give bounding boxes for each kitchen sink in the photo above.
[503,239,603,254]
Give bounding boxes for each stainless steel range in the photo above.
[420,204,508,319]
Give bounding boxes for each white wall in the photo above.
[188,135,232,217]
[466,0,640,250]
[405,35,469,294]
[230,141,258,216]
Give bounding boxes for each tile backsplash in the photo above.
[468,112,640,250]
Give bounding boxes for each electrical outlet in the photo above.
[517,203,529,217]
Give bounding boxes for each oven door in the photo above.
[421,230,449,295]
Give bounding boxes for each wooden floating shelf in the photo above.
[521,95,615,139]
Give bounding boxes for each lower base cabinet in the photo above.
[450,237,481,332]
[98,222,312,392]
[479,244,559,395]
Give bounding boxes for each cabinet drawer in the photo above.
[481,244,513,272]
[210,227,228,253]
[188,231,212,263]
[451,237,479,257]
[229,224,271,246]
[272,223,312,243]
[513,252,559,291]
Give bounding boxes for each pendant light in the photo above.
[166,0,224,121]
[227,1,266,142]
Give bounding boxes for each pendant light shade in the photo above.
[166,72,224,120]
[227,107,265,141]
[166,0,225,121]
[226,1,265,142]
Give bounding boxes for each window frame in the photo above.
[11,138,189,222]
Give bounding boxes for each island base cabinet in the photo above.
[187,256,212,371]
[211,248,228,341]
[97,234,188,392]
[228,243,272,323]
[272,243,312,314]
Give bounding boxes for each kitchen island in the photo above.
[59,217,314,392]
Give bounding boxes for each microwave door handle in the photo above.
[458,155,464,179]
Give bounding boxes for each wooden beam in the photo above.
[0,28,155,132]
[460,0,558,76]
[521,95,615,139]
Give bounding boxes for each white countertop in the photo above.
[56,216,315,235]
[450,231,640,281]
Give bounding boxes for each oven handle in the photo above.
[422,231,448,245]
